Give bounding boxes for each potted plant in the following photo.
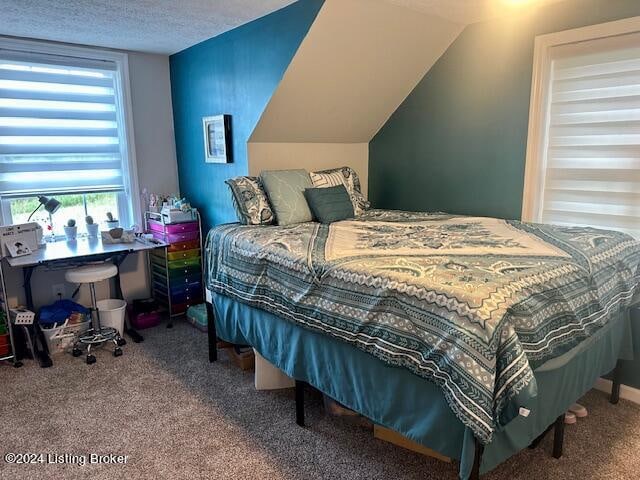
[0,312,10,357]
[105,212,119,229]
[0,327,10,357]
[85,215,99,237]
[64,219,77,240]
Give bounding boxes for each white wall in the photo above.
[248,143,369,196]
[4,51,178,310]
[128,53,179,196]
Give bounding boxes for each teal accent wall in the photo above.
[369,0,640,220]
[170,0,324,229]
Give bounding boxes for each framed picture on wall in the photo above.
[202,114,232,163]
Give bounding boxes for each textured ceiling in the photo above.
[383,0,570,24]
[0,0,296,55]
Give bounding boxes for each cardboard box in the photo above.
[228,347,255,370]
[373,425,452,463]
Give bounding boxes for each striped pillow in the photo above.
[309,167,369,216]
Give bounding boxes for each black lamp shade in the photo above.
[39,196,61,215]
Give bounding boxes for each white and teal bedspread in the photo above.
[205,210,640,444]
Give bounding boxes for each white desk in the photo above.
[1,236,167,367]
[6,237,166,268]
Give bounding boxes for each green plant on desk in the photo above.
[64,218,78,241]
[86,215,99,237]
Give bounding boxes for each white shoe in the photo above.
[564,411,577,424]
[569,403,588,418]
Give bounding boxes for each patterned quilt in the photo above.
[205,210,640,443]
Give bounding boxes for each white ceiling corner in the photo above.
[382,0,571,25]
[0,0,297,55]
[0,0,573,56]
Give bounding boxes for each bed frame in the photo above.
[204,300,627,479]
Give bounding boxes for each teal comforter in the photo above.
[205,210,640,444]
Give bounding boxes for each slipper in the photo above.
[569,403,588,418]
[564,411,577,424]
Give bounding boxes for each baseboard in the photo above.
[594,378,640,405]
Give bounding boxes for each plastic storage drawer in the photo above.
[148,219,199,234]
[151,262,201,279]
[152,270,201,286]
[153,280,201,298]
[151,248,200,261]
[167,239,200,252]
[150,255,200,270]
[152,230,199,244]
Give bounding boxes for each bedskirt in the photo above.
[211,292,634,479]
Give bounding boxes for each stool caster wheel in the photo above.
[86,354,96,365]
[72,347,82,357]
[116,337,126,347]
[113,348,123,357]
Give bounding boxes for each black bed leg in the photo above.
[206,301,217,363]
[470,438,484,480]
[552,414,565,459]
[528,423,553,450]
[295,380,305,427]
[610,361,622,405]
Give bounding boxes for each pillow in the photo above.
[310,166,370,215]
[260,169,314,226]
[225,176,275,225]
[304,185,354,224]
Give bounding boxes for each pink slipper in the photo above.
[569,403,588,418]
[564,412,577,424]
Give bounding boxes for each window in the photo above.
[523,19,640,239]
[10,192,119,237]
[0,39,139,235]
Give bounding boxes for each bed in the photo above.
[203,209,640,479]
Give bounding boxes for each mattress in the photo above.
[205,209,640,443]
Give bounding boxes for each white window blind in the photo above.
[0,50,126,197]
[539,32,640,238]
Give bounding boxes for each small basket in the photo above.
[42,319,91,355]
[10,308,35,326]
[186,304,207,332]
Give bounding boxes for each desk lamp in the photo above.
[27,196,61,221]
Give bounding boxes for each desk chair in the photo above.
[65,263,125,364]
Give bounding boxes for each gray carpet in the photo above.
[1,322,639,480]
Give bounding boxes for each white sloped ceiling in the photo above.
[250,0,464,143]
